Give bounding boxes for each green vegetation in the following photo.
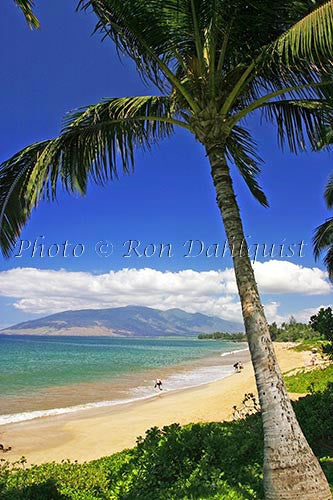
[198,332,246,341]
[268,317,318,343]
[293,339,329,352]
[1,386,333,500]
[310,307,333,359]
[199,317,329,345]
[285,365,333,394]
[285,307,333,359]
[200,315,332,347]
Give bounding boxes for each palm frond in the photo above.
[0,141,50,257]
[78,1,188,89]
[78,0,202,111]
[313,217,333,280]
[0,95,180,256]
[317,124,333,149]
[260,99,333,153]
[235,2,333,120]
[325,173,333,208]
[323,245,333,280]
[226,126,268,207]
[271,0,333,68]
[313,217,333,258]
[313,170,333,280]
[14,0,39,28]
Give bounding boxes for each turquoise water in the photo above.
[0,335,247,424]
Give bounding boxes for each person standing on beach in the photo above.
[154,379,163,391]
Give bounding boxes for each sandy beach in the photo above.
[0,343,308,465]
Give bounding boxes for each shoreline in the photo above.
[0,343,309,465]
[0,344,249,424]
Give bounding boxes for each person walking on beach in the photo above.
[233,362,240,373]
[233,361,243,373]
[154,378,163,391]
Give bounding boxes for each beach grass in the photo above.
[285,364,333,394]
[293,339,329,352]
[1,386,333,500]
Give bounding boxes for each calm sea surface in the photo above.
[0,335,247,424]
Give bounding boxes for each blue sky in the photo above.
[0,1,332,328]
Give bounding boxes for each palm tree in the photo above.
[314,172,333,280]
[1,1,333,498]
[14,0,39,28]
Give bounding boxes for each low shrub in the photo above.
[1,386,333,499]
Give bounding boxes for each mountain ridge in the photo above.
[0,305,243,337]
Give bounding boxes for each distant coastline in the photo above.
[198,332,247,341]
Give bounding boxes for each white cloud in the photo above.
[263,301,283,324]
[283,305,331,324]
[252,260,331,295]
[0,261,331,324]
[0,267,240,320]
[262,302,333,325]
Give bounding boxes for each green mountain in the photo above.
[1,306,243,336]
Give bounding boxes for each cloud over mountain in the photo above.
[0,261,330,324]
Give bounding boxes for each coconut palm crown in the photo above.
[1,1,333,499]
[1,0,333,254]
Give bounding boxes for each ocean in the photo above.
[0,335,248,425]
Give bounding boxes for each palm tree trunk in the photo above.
[208,147,331,500]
